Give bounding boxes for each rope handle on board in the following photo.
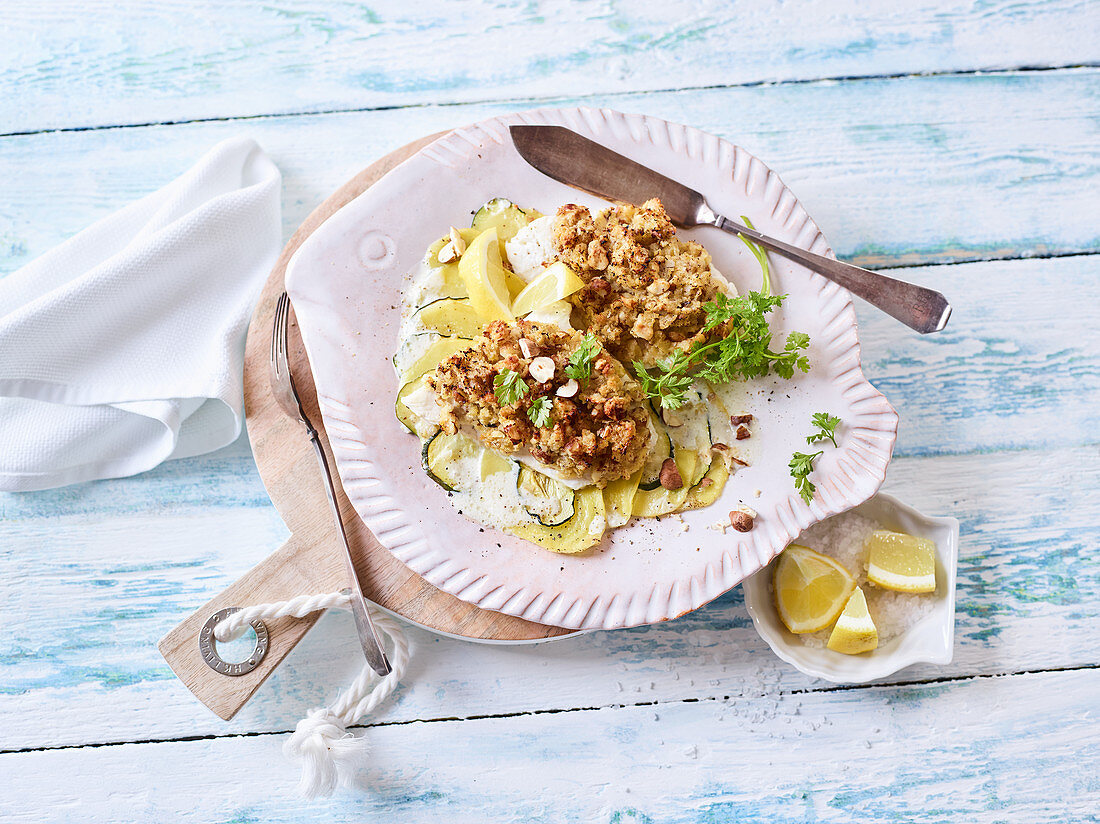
[212,593,410,798]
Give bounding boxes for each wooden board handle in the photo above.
[158,530,345,721]
[160,132,573,724]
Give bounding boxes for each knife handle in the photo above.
[712,217,951,334]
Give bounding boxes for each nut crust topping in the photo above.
[428,320,651,485]
[552,198,726,366]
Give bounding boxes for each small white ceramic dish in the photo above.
[286,107,899,631]
[743,492,959,683]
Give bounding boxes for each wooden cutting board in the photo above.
[159,132,573,722]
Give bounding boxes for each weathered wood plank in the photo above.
[4,668,1096,822]
[2,2,1093,813]
[2,441,1097,750]
[2,70,1097,281]
[858,255,1100,458]
[3,0,1097,134]
[0,252,1094,529]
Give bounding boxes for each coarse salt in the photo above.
[779,510,936,647]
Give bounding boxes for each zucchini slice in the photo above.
[395,374,430,435]
[479,449,513,481]
[395,337,472,434]
[393,329,432,370]
[683,392,714,487]
[683,416,712,488]
[604,469,642,528]
[472,198,536,271]
[400,336,472,385]
[413,296,484,337]
[684,451,732,510]
[517,466,576,527]
[472,198,531,244]
[651,392,711,490]
[638,419,673,491]
[632,447,698,518]
[688,450,710,487]
[508,486,606,555]
[703,393,714,445]
[422,430,480,492]
[394,331,471,376]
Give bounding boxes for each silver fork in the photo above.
[271,292,392,676]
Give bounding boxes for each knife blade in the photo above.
[509,124,951,333]
[509,125,707,227]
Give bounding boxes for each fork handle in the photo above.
[306,424,393,676]
[712,216,952,334]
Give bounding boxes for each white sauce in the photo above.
[524,299,574,330]
[403,382,441,426]
[504,216,556,282]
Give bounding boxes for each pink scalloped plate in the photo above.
[285,107,898,631]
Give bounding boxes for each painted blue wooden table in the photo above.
[2,2,1098,821]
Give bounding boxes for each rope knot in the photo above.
[284,707,370,798]
[207,592,409,797]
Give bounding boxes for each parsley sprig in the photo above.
[564,333,601,383]
[493,369,529,406]
[789,450,822,504]
[806,412,841,448]
[633,291,811,410]
[790,412,843,503]
[528,396,553,427]
[736,215,771,297]
[495,370,552,427]
[632,349,695,410]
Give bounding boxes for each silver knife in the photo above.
[510,125,951,334]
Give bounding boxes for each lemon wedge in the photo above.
[505,269,528,302]
[826,586,879,654]
[866,530,937,593]
[773,544,856,634]
[458,227,514,322]
[511,261,585,317]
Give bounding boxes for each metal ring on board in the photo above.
[198,607,270,676]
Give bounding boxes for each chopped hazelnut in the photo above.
[730,414,753,426]
[659,458,683,490]
[586,239,609,270]
[529,356,555,383]
[556,379,579,398]
[448,226,467,256]
[735,424,751,440]
[518,338,535,359]
[587,277,611,297]
[729,509,755,532]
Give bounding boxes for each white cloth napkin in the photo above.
[0,136,281,492]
